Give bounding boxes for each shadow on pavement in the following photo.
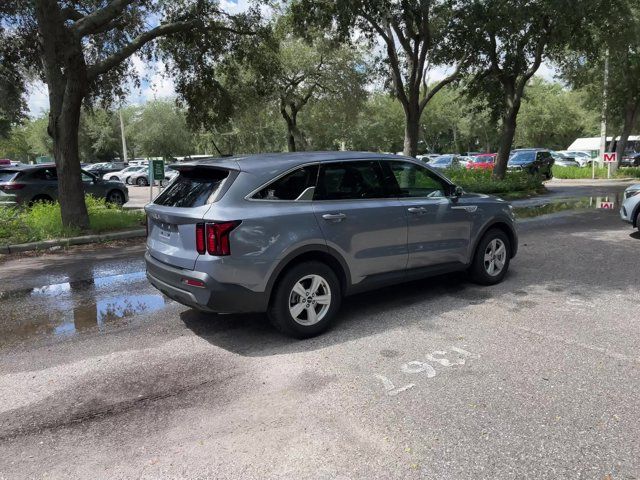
[181,213,638,357]
[180,272,494,357]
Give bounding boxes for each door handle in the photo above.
[322,213,346,221]
[407,207,426,214]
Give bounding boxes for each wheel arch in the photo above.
[471,219,518,260]
[632,203,640,228]
[265,245,351,307]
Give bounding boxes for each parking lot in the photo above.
[0,191,638,479]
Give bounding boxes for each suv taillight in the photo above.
[195,223,206,254]
[0,183,25,191]
[206,221,240,256]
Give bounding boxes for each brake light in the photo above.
[182,278,205,288]
[0,183,25,191]
[195,223,206,254]
[206,221,241,256]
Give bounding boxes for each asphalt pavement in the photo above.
[0,189,639,479]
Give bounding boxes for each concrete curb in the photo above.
[0,229,146,254]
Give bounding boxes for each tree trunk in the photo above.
[53,99,90,229]
[35,0,90,230]
[614,99,640,170]
[403,104,420,157]
[280,100,297,152]
[493,106,519,180]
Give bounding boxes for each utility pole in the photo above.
[597,49,610,179]
[119,110,129,165]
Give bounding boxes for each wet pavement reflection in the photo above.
[0,270,170,346]
[514,194,622,218]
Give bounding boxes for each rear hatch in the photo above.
[0,170,22,204]
[145,166,234,270]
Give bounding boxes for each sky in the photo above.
[25,0,559,117]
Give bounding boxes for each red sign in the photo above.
[603,152,617,163]
[599,201,614,209]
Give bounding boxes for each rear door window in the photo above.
[154,167,230,207]
[28,168,58,181]
[314,161,387,200]
[253,165,319,200]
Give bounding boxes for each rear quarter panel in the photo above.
[195,172,327,293]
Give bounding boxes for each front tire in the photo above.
[136,177,148,186]
[268,261,341,339]
[469,229,511,285]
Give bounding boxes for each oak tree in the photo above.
[2,0,259,228]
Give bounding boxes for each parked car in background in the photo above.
[86,162,126,177]
[161,167,179,186]
[467,153,497,170]
[127,169,151,186]
[416,153,441,163]
[620,184,640,230]
[429,154,464,170]
[459,156,476,167]
[103,165,145,183]
[0,164,129,206]
[508,149,555,179]
[621,152,640,167]
[145,152,517,338]
[557,150,593,167]
[550,151,580,168]
[0,159,22,167]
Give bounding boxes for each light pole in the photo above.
[119,110,128,165]
[597,49,610,179]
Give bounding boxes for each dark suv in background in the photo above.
[0,164,129,206]
[508,148,555,179]
[145,152,518,338]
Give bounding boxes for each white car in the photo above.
[620,184,640,230]
[103,165,146,183]
[127,170,150,186]
[557,150,593,167]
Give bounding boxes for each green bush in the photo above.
[0,196,145,246]
[446,169,544,197]
[620,167,640,178]
[552,165,640,179]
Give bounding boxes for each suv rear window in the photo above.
[154,167,229,207]
[0,171,19,182]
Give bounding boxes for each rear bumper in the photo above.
[145,251,269,313]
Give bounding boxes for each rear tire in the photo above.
[136,177,148,186]
[469,229,511,285]
[29,195,53,206]
[106,190,125,206]
[268,261,341,339]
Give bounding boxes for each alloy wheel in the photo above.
[288,274,332,326]
[484,238,507,276]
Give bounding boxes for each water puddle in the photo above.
[514,195,621,219]
[0,271,169,346]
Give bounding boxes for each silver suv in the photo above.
[145,152,518,338]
